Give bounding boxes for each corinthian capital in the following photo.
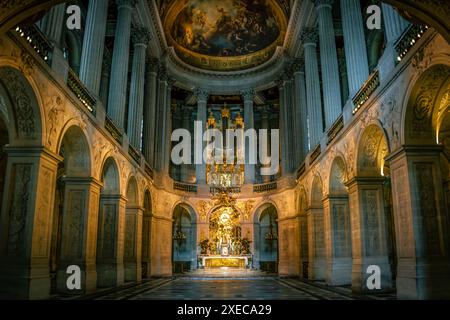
[300,28,318,45]
[195,88,209,103]
[116,0,137,9]
[132,27,151,46]
[240,88,255,102]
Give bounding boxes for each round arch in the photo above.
[253,202,278,273]
[356,124,391,177]
[172,203,197,273]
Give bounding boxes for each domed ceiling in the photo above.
[160,0,288,71]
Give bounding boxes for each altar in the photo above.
[199,255,251,269]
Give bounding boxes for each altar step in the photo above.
[178,268,276,280]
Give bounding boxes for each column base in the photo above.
[397,258,450,299]
[326,258,352,286]
[309,257,326,281]
[0,260,50,300]
[96,262,124,288]
[125,261,142,283]
[351,257,393,294]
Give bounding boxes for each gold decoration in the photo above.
[197,200,213,222]
[221,104,231,119]
[236,200,255,221]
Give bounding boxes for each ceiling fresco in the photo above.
[160,0,288,71]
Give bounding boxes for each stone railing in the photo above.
[352,69,380,115]
[310,144,321,165]
[296,162,306,180]
[395,24,429,63]
[327,115,344,145]
[105,116,123,145]
[174,182,198,194]
[253,181,277,193]
[67,69,96,114]
[128,144,141,165]
[14,25,53,66]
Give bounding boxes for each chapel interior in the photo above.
[0,0,450,300]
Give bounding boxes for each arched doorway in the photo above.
[141,190,152,279]
[391,64,450,298]
[124,177,142,283]
[351,124,394,293]
[309,176,326,280]
[172,204,197,274]
[254,204,278,273]
[298,188,309,279]
[55,125,95,293]
[97,157,123,288]
[325,157,352,286]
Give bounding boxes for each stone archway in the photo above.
[298,188,309,279]
[0,115,8,218]
[308,175,326,280]
[124,176,143,283]
[348,124,394,294]
[172,203,197,273]
[389,64,450,299]
[253,203,278,273]
[55,125,98,294]
[324,157,352,286]
[141,190,152,279]
[97,156,123,288]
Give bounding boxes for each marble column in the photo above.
[284,77,295,173]
[127,28,150,149]
[312,0,342,128]
[276,80,288,176]
[99,50,112,108]
[107,0,136,129]
[181,106,192,181]
[293,59,309,159]
[143,58,159,167]
[382,3,410,44]
[79,0,109,96]
[301,29,323,148]
[97,194,126,288]
[0,148,62,299]
[346,177,393,294]
[162,79,174,175]
[40,3,66,47]
[56,177,102,294]
[340,0,370,96]
[124,205,143,283]
[195,88,209,184]
[153,68,168,172]
[260,106,271,183]
[242,89,255,184]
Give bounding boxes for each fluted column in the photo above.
[79,0,109,96]
[162,79,174,175]
[313,0,342,128]
[276,80,289,175]
[154,69,168,171]
[293,59,309,159]
[242,89,255,184]
[181,106,192,181]
[107,0,136,129]
[143,58,159,167]
[382,3,410,44]
[99,50,112,107]
[195,89,209,184]
[301,29,323,148]
[40,4,66,47]
[260,106,271,183]
[127,28,150,149]
[340,0,370,96]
